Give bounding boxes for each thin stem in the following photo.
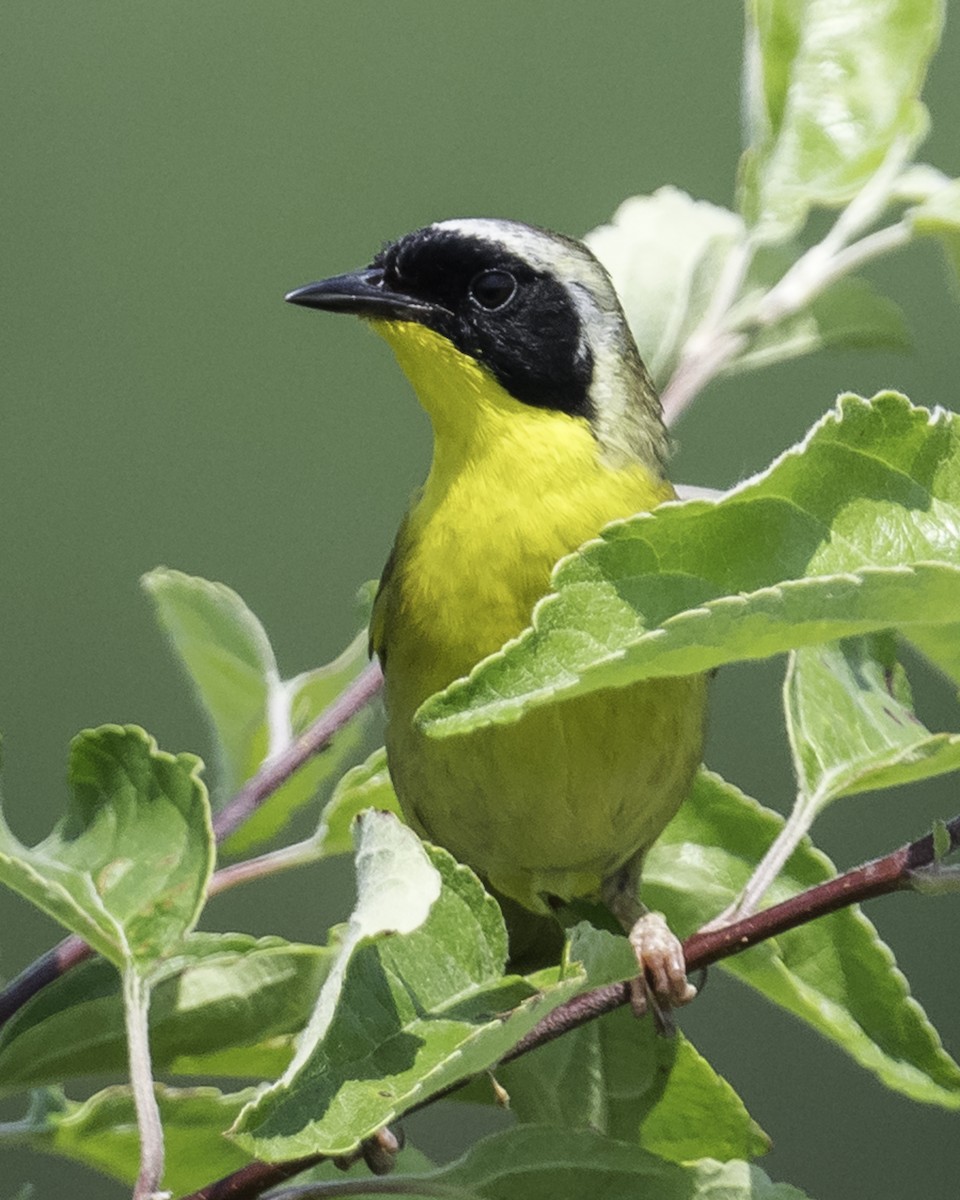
[662,137,913,426]
[682,238,756,358]
[186,1161,319,1200]
[814,135,912,259]
[661,217,911,426]
[661,329,748,426]
[207,837,323,897]
[213,660,383,842]
[811,220,913,293]
[500,829,921,1061]
[759,136,911,327]
[659,224,753,427]
[702,792,817,930]
[265,668,296,760]
[264,1183,457,1200]
[123,966,166,1200]
[756,219,912,326]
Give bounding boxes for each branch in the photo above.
[661,139,914,426]
[0,935,93,1027]
[212,660,384,841]
[0,661,385,1032]
[180,810,960,1200]
[509,820,956,1057]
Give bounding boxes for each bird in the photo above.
[286,218,709,1012]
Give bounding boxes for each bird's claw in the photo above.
[333,1125,404,1175]
[627,910,696,1028]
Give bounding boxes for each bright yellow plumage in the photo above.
[371,321,674,692]
[371,321,707,911]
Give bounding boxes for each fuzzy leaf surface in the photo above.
[739,0,943,240]
[0,726,212,969]
[785,634,960,813]
[420,394,960,736]
[232,812,584,1160]
[143,568,372,852]
[644,769,960,1108]
[585,187,745,387]
[0,933,331,1089]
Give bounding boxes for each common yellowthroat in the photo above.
[287,219,708,1009]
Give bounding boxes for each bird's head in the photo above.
[287,218,667,470]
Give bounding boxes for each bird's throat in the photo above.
[372,319,673,695]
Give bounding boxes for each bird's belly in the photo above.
[385,671,708,912]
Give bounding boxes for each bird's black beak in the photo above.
[285,267,433,322]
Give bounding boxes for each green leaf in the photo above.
[0,1085,254,1194]
[143,568,373,853]
[142,569,277,793]
[0,726,213,969]
[909,176,960,286]
[0,933,332,1090]
[785,634,960,813]
[908,621,960,687]
[497,1003,769,1163]
[313,745,402,857]
[231,812,585,1160]
[584,189,909,392]
[739,0,943,240]
[643,768,960,1108]
[585,187,746,388]
[389,1125,810,1200]
[420,393,960,736]
[241,636,375,854]
[725,275,910,375]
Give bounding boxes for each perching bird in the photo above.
[287,218,708,1010]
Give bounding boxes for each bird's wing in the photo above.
[368,525,405,665]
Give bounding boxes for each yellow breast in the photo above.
[371,321,673,701]
[369,320,704,911]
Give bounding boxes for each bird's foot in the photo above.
[626,911,696,1030]
[333,1125,404,1175]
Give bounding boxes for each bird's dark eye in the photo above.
[469,269,517,310]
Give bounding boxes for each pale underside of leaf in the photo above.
[231,819,584,1159]
[740,0,943,240]
[143,565,375,855]
[0,933,332,1089]
[786,635,960,813]
[585,187,745,387]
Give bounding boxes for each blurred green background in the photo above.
[2,2,959,1196]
